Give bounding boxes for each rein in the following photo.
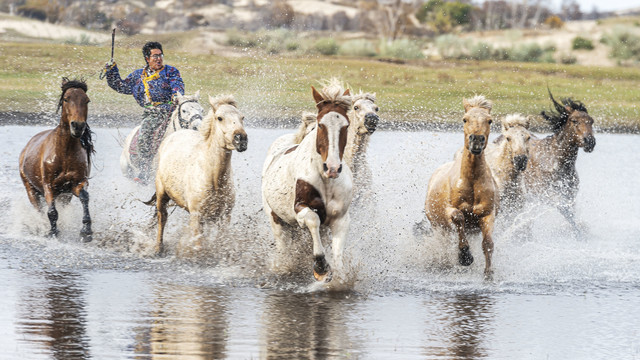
[173,99,199,131]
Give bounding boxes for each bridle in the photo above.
[173,99,201,131]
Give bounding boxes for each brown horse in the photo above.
[19,78,94,242]
[425,96,498,277]
[523,89,596,234]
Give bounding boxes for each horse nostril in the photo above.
[323,163,328,172]
[338,164,342,173]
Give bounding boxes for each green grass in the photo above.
[1,41,639,132]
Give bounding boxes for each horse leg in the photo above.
[155,190,170,256]
[73,184,92,243]
[188,212,204,251]
[479,215,495,279]
[329,213,350,272]
[43,185,58,238]
[20,174,43,210]
[558,202,581,237]
[447,207,473,266]
[296,207,330,282]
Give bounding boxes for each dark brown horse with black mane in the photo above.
[19,78,94,242]
[524,89,596,234]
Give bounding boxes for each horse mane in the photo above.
[502,113,530,131]
[57,77,88,113]
[352,91,376,104]
[463,95,492,112]
[318,78,352,112]
[201,94,237,140]
[294,111,317,143]
[541,88,588,133]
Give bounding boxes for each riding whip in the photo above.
[99,28,116,80]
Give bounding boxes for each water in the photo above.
[1,125,639,359]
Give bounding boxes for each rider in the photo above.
[104,41,184,183]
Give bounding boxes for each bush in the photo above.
[226,29,299,54]
[313,37,339,56]
[379,39,424,60]
[469,42,494,60]
[601,26,640,61]
[510,43,544,62]
[435,34,471,59]
[339,39,377,57]
[559,53,577,64]
[544,15,564,29]
[572,36,594,50]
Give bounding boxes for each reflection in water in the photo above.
[261,292,357,359]
[16,271,90,359]
[132,284,229,359]
[440,293,494,359]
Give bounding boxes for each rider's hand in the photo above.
[104,60,115,70]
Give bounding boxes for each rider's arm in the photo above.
[167,66,185,98]
[106,64,134,95]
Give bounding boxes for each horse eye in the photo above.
[488,119,492,124]
[375,107,379,112]
[354,106,359,111]
[63,98,68,102]
[526,136,531,141]
[507,137,511,142]
[217,116,223,121]
[463,118,467,123]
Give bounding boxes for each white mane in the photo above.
[352,91,376,104]
[502,113,530,131]
[318,78,352,112]
[463,95,492,112]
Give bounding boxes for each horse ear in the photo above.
[174,92,183,103]
[312,86,324,108]
[343,89,350,96]
[462,98,472,113]
[61,77,69,87]
[194,90,200,100]
[564,105,574,114]
[208,95,218,111]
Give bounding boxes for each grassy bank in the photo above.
[1,41,639,132]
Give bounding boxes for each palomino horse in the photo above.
[262,84,352,282]
[151,95,247,255]
[425,95,498,277]
[19,78,94,242]
[120,91,204,182]
[485,114,532,213]
[523,90,596,233]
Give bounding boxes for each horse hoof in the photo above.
[313,257,332,282]
[483,269,494,282]
[47,229,59,238]
[313,268,333,283]
[459,247,474,266]
[81,233,93,243]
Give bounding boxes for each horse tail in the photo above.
[142,193,157,206]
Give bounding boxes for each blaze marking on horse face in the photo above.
[294,179,326,224]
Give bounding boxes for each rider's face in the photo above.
[147,49,163,71]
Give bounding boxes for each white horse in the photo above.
[262,84,353,282]
[151,94,248,255]
[120,91,204,182]
[485,114,532,213]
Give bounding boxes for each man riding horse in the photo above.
[104,41,184,183]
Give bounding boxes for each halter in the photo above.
[173,99,199,131]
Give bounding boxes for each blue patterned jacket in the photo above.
[106,63,184,112]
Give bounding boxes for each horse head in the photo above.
[543,89,596,153]
[312,84,352,179]
[203,94,247,152]
[174,90,203,130]
[462,95,492,156]
[58,78,90,138]
[502,114,532,172]
[351,92,379,134]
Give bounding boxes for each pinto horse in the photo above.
[120,91,204,183]
[152,94,248,255]
[485,114,532,214]
[262,84,352,282]
[523,89,596,233]
[425,96,498,277]
[19,78,94,242]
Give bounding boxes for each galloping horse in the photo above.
[19,78,94,242]
[151,95,247,255]
[120,91,204,182]
[425,96,498,277]
[485,114,532,213]
[523,89,596,233]
[262,84,352,282]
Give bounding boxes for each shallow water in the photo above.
[1,125,639,359]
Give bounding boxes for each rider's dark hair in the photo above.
[142,41,163,64]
